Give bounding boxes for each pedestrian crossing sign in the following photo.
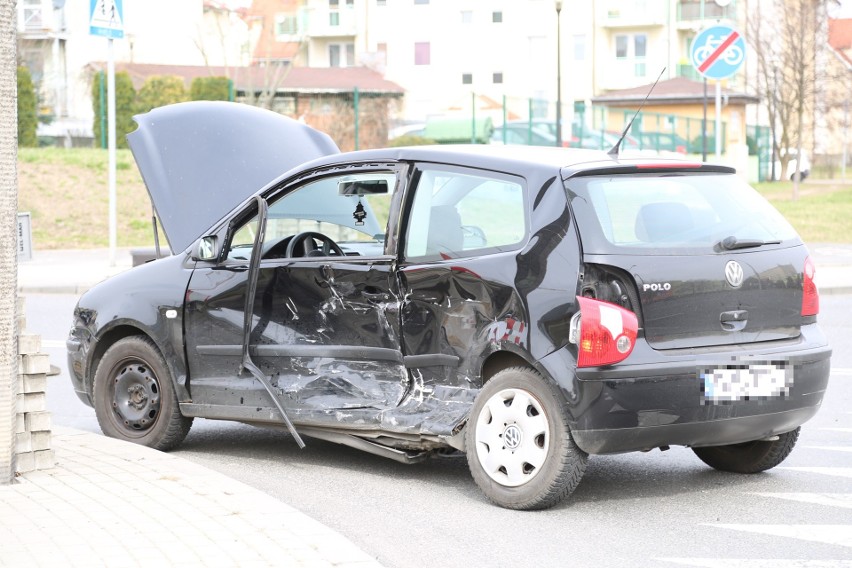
[89,0,124,39]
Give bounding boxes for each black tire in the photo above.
[93,336,193,451]
[692,427,800,474]
[465,367,587,510]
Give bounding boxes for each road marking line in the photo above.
[657,559,852,567]
[707,524,852,548]
[803,445,852,453]
[777,467,852,479]
[819,428,852,433]
[750,492,852,509]
[833,368,852,376]
[41,339,66,348]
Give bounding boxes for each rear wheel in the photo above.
[465,367,587,510]
[93,336,193,451]
[692,427,800,473]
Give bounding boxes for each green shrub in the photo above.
[91,71,137,149]
[17,66,38,148]
[388,135,437,147]
[136,75,188,114]
[190,76,232,101]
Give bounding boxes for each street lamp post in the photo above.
[555,0,563,147]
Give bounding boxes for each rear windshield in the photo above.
[567,173,799,255]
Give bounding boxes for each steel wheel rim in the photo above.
[474,387,550,487]
[109,358,161,435]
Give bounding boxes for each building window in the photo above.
[275,15,299,37]
[492,11,503,23]
[493,72,503,84]
[414,0,429,4]
[461,10,472,24]
[329,0,339,5]
[415,42,430,65]
[330,11,340,25]
[573,34,586,60]
[615,33,647,77]
[615,35,628,58]
[377,0,386,5]
[462,73,472,84]
[329,42,355,67]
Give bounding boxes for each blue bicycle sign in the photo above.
[690,25,745,80]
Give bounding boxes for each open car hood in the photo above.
[127,101,339,253]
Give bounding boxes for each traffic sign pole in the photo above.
[107,38,116,266]
[90,0,124,266]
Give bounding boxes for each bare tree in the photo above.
[0,0,19,484]
[748,0,830,198]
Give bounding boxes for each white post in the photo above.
[715,80,722,159]
[107,38,117,266]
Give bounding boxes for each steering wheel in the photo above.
[285,231,345,258]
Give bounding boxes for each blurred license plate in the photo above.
[701,364,792,403]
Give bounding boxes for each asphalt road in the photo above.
[30,293,852,568]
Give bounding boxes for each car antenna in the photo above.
[607,67,666,157]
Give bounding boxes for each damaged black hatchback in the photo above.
[68,102,832,510]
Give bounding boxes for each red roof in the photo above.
[89,62,404,95]
[829,19,852,68]
[592,77,759,106]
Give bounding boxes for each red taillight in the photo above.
[570,296,638,368]
[802,256,819,316]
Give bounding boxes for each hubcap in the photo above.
[112,361,160,432]
[474,388,550,487]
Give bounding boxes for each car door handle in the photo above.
[720,310,748,332]
[362,289,390,302]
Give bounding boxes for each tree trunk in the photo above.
[0,0,19,485]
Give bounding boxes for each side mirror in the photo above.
[195,235,219,262]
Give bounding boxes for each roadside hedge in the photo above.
[91,71,137,149]
[17,66,38,148]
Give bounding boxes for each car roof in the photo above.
[284,144,718,179]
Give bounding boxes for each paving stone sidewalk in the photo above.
[0,427,383,568]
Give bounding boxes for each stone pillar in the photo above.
[15,298,55,473]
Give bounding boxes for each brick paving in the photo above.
[0,427,383,568]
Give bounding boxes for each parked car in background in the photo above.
[638,131,689,154]
[491,123,560,146]
[68,102,831,510]
[773,149,811,181]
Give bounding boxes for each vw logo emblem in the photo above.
[725,261,744,288]
[503,424,522,449]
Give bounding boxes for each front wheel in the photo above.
[692,427,800,473]
[465,367,587,510]
[93,336,193,451]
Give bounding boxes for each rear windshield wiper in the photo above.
[720,236,782,250]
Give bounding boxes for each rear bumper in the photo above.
[561,324,832,454]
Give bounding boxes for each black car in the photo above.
[67,102,831,510]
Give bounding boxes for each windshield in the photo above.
[568,173,799,255]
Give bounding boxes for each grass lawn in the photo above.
[16,148,852,249]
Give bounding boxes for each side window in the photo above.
[228,171,397,260]
[404,167,526,260]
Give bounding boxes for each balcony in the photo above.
[677,0,737,28]
[303,5,357,38]
[18,0,67,39]
[597,0,668,28]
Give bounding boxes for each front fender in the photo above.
[68,253,195,402]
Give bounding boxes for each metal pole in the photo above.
[555,1,563,148]
[843,98,848,182]
[502,94,507,145]
[108,38,117,266]
[471,91,476,144]
[714,80,721,159]
[99,71,106,149]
